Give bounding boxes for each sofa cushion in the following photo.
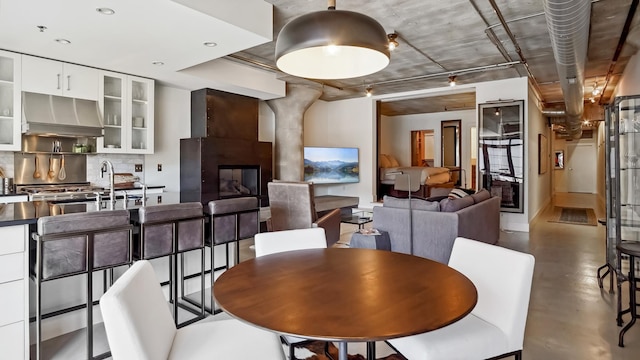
[448,188,469,199]
[471,188,491,204]
[383,195,440,211]
[430,187,452,197]
[440,196,474,212]
[426,195,448,202]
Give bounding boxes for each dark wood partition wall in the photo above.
[180,88,273,207]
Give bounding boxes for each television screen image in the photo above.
[304,147,359,184]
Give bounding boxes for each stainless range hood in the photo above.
[22,92,104,137]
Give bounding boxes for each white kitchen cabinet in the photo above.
[0,224,29,360]
[0,50,21,151]
[97,72,154,154]
[21,55,98,100]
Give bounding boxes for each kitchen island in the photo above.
[0,191,183,360]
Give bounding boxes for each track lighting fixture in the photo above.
[448,75,456,87]
[590,97,596,103]
[365,86,373,97]
[592,82,601,96]
[387,33,399,51]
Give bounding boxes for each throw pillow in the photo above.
[471,188,491,204]
[448,188,469,199]
[383,195,440,211]
[379,154,391,168]
[388,155,400,167]
[440,196,474,212]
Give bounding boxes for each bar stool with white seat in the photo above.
[32,210,133,360]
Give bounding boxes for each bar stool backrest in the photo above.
[138,202,204,258]
[206,197,259,245]
[35,210,132,280]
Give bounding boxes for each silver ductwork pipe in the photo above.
[543,0,591,139]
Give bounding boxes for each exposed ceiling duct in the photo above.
[543,0,591,139]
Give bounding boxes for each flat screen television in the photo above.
[304,147,359,184]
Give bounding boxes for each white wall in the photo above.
[144,85,191,192]
[614,52,640,97]
[304,97,377,206]
[380,109,475,187]
[527,86,551,223]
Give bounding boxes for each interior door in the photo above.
[566,143,596,193]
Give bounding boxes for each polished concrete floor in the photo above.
[500,192,640,359]
[36,192,640,359]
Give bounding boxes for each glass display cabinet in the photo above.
[601,95,640,323]
[478,100,525,213]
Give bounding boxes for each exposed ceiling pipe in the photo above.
[488,0,544,103]
[598,0,638,104]
[542,0,591,139]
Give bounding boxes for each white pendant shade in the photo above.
[275,9,390,80]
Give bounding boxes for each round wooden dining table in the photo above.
[213,248,477,360]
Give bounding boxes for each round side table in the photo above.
[617,241,640,347]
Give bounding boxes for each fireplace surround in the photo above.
[180,89,272,206]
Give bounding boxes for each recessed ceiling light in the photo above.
[55,39,71,45]
[96,8,115,15]
[152,61,165,66]
[203,42,218,47]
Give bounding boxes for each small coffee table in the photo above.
[341,211,373,229]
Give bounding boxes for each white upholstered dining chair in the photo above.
[254,227,328,359]
[100,260,284,360]
[388,237,535,360]
[254,227,328,257]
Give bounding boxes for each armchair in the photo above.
[266,181,341,247]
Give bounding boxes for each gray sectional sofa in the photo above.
[371,190,500,264]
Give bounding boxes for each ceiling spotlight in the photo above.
[583,120,590,125]
[36,25,47,32]
[448,75,456,87]
[387,33,399,51]
[55,39,71,45]
[275,0,390,80]
[203,42,218,47]
[590,97,596,103]
[592,82,601,96]
[365,86,373,97]
[151,61,164,66]
[495,108,500,116]
[96,8,115,15]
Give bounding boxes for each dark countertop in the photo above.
[0,192,182,227]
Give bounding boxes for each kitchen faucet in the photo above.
[100,160,116,209]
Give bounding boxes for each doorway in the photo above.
[411,130,434,166]
[566,142,596,193]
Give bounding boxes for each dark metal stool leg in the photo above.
[619,256,637,347]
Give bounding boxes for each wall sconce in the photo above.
[495,108,500,116]
[448,75,456,87]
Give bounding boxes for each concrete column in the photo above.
[267,84,322,181]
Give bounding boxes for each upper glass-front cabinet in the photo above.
[478,100,525,213]
[0,50,21,151]
[97,72,154,154]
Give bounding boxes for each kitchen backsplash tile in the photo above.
[0,151,14,177]
[1,151,144,187]
[87,154,145,188]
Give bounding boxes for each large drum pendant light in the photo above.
[275,0,390,80]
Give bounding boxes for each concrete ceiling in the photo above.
[0,0,638,115]
[236,0,640,114]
